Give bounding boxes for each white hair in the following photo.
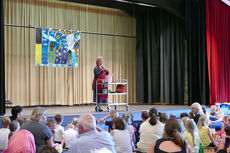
[30,107,47,122]
[78,113,96,130]
[191,102,204,116]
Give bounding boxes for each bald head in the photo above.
[78,114,96,134]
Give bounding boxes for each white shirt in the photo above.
[137,120,165,153]
[0,128,10,150]
[113,129,132,153]
[127,125,135,148]
[64,128,78,148]
[54,124,64,142]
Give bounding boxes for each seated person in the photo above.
[180,112,189,119]
[210,103,224,131]
[0,117,11,151]
[68,113,116,153]
[99,110,118,132]
[148,118,191,153]
[8,120,20,139]
[209,105,217,121]
[9,105,23,121]
[190,102,204,124]
[54,114,64,144]
[158,112,168,124]
[217,126,230,152]
[62,124,78,149]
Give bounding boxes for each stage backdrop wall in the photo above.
[4,0,136,106]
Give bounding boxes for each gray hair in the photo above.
[191,102,204,116]
[30,107,47,122]
[78,113,96,131]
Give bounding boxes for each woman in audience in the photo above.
[210,103,225,131]
[111,117,132,153]
[183,119,200,153]
[190,102,204,124]
[197,116,217,147]
[159,113,169,124]
[8,120,20,139]
[3,130,36,153]
[46,119,55,141]
[21,107,54,152]
[137,107,165,153]
[9,105,23,121]
[148,118,190,153]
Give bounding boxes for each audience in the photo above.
[218,126,230,152]
[202,105,210,119]
[8,120,20,140]
[68,113,116,153]
[0,117,11,151]
[190,102,204,124]
[9,105,23,121]
[2,130,36,153]
[159,112,169,124]
[197,115,217,147]
[183,119,200,153]
[169,114,177,119]
[210,103,225,131]
[148,118,190,153]
[111,117,132,153]
[62,124,78,149]
[16,117,24,127]
[180,112,189,119]
[137,107,165,153]
[72,118,79,132]
[209,105,217,121]
[38,145,58,153]
[46,119,55,138]
[21,107,53,152]
[54,114,64,144]
[100,110,118,132]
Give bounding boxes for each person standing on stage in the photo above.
[92,56,109,112]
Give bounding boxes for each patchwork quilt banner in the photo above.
[35,28,80,67]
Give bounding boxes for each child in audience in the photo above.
[38,145,59,153]
[180,112,189,119]
[218,126,230,152]
[8,120,20,139]
[210,105,217,121]
[100,110,118,132]
[122,113,136,150]
[16,117,24,127]
[0,117,11,151]
[72,118,78,132]
[111,117,132,153]
[159,112,168,124]
[183,119,200,152]
[54,114,64,144]
[47,119,55,139]
[170,114,177,119]
[197,115,217,147]
[62,124,78,149]
[141,111,149,122]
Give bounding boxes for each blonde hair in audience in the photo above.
[66,124,73,130]
[197,115,209,129]
[184,119,197,144]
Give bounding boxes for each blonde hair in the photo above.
[191,102,204,116]
[96,56,103,65]
[197,115,209,129]
[184,119,197,144]
[210,105,216,111]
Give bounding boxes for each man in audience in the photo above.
[0,117,11,151]
[9,105,23,121]
[100,110,118,132]
[21,107,54,152]
[54,114,64,144]
[68,113,116,153]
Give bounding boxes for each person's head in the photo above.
[191,102,204,115]
[225,126,230,136]
[11,105,23,118]
[197,115,209,129]
[110,110,118,119]
[210,105,216,112]
[9,120,20,133]
[201,105,207,114]
[170,114,177,119]
[55,114,63,124]
[38,145,58,153]
[46,119,55,131]
[226,118,230,126]
[164,118,187,148]
[1,117,11,128]
[122,113,133,125]
[184,119,197,143]
[149,107,158,126]
[96,56,103,66]
[159,113,168,124]
[112,117,126,130]
[16,117,24,127]
[215,103,221,111]
[78,113,96,135]
[141,111,149,121]
[30,107,47,123]
[72,118,78,126]
[180,113,189,119]
[223,115,229,123]
[66,124,73,130]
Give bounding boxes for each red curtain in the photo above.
[206,0,230,105]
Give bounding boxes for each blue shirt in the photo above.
[68,130,116,153]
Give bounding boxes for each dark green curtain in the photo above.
[186,0,209,105]
[0,0,5,115]
[136,8,186,104]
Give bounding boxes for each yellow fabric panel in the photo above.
[4,0,136,106]
[35,44,42,64]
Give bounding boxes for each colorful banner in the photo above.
[35,28,80,67]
